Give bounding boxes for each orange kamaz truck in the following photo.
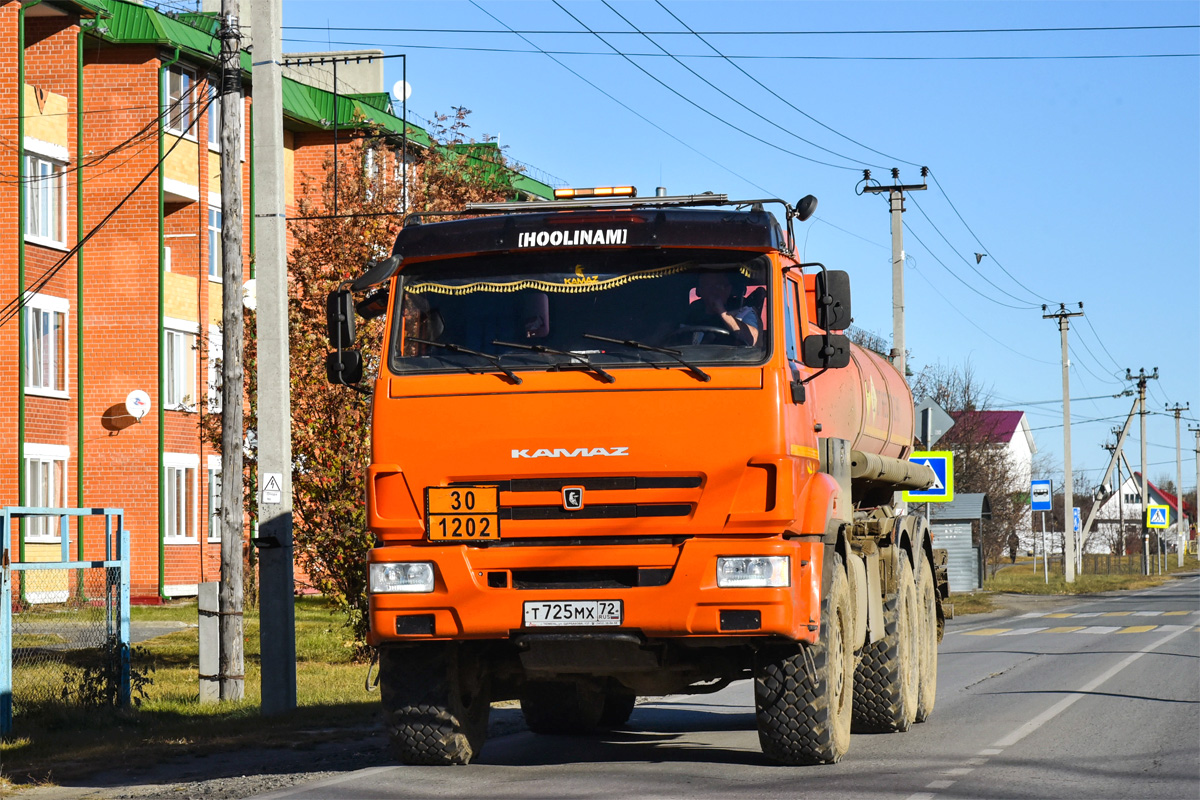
[325,188,947,767]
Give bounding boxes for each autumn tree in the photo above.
[286,109,519,647]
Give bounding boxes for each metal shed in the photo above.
[928,493,991,593]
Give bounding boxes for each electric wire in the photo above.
[467,1,775,195]
[1,93,217,328]
[282,24,1200,36]
[902,220,1035,310]
[550,0,860,171]
[601,0,885,170]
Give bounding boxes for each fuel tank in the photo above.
[808,342,914,461]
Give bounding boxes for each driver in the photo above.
[685,270,760,346]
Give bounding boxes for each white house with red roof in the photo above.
[1090,472,1195,555]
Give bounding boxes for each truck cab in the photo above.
[328,189,945,767]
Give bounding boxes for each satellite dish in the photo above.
[125,389,151,421]
[242,278,257,311]
[392,80,412,102]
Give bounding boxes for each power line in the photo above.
[281,24,1200,36]
[467,1,775,195]
[550,0,860,171]
[902,220,1034,310]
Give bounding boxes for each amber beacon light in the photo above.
[553,186,637,200]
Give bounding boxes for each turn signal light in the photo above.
[554,186,637,200]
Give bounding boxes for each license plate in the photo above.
[523,600,623,627]
[425,486,500,541]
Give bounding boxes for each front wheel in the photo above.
[754,553,854,765]
[379,643,491,765]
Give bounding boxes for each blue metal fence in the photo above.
[1,507,129,735]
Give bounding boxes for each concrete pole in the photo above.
[889,189,905,378]
[1059,317,1076,582]
[251,0,297,715]
[1169,404,1187,566]
[218,0,245,703]
[1140,392,1150,575]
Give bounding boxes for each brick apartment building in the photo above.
[1,0,551,603]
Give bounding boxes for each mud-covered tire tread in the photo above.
[379,644,489,766]
[520,681,606,735]
[852,555,918,733]
[914,553,939,723]
[754,554,853,765]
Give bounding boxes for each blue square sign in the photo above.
[903,451,954,503]
[1031,479,1052,511]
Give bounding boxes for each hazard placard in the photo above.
[261,472,283,505]
[1146,505,1170,529]
[903,451,954,503]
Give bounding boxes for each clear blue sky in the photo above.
[285,0,1200,496]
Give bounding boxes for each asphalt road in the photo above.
[251,576,1199,800]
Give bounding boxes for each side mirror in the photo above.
[326,350,363,385]
[351,255,402,292]
[326,289,356,347]
[802,333,851,369]
[814,270,851,331]
[793,194,818,223]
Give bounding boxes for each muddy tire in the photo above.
[852,554,919,733]
[598,690,637,729]
[914,553,939,723]
[379,643,491,766]
[520,680,606,735]
[754,553,854,765]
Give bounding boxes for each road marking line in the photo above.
[963,628,1011,636]
[1079,626,1122,634]
[1017,612,1044,618]
[1042,626,1085,634]
[907,793,938,800]
[926,780,956,789]
[1101,611,1133,616]
[1115,625,1157,634]
[1162,610,1192,616]
[965,757,988,766]
[990,625,1193,750]
[1045,612,1075,618]
[943,767,974,776]
[978,748,1003,755]
[1156,624,1193,632]
[1133,610,1163,616]
[1000,627,1047,636]
[1072,611,1103,617]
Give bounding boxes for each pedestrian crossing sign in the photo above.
[903,451,954,503]
[1146,505,1169,528]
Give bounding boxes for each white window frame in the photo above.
[23,150,68,249]
[24,292,69,399]
[207,325,223,412]
[207,455,222,542]
[207,79,222,152]
[164,64,196,138]
[164,452,200,544]
[165,317,199,412]
[207,205,223,281]
[24,443,70,543]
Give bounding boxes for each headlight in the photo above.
[716,556,790,588]
[370,562,435,593]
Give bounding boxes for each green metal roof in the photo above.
[85,0,551,200]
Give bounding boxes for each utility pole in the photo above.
[217,0,245,702]
[1043,303,1084,582]
[1190,425,1200,560]
[1112,428,1126,555]
[251,0,297,715]
[1126,368,1158,575]
[1168,403,1189,567]
[862,167,927,379]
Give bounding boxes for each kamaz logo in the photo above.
[511,447,629,458]
[517,229,628,248]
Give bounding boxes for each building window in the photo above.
[24,444,69,542]
[207,456,222,542]
[24,293,68,397]
[207,326,223,412]
[165,320,198,411]
[207,80,222,150]
[164,65,195,137]
[208,206,222,280]
[165,453,199,541]
[24,154,66,246]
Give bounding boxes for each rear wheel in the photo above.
[379,643,491,765]
[914,553,939,723]
[852,554,919,733]
[520,680,606,735]
[598,690,637,729]
[754,553,854,765]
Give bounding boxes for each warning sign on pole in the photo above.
[1146,505,1169,529]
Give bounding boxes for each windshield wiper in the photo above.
[493,340,616,384]
[582,333,710,383]
[409,337,522,384]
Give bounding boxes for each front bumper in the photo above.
[366,537,823,646]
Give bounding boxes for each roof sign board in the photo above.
[1031,479,1053,511]
[903,451,954,503]
[1147,505,1170,529]
[1073,506,1081,533]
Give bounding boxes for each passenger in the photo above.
[686,270,760,346]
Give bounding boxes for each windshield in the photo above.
[389,249,771,378]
